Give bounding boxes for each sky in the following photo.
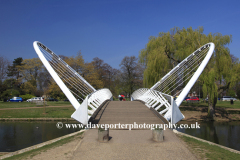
[0,0,240,69]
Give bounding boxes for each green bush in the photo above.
[2,89,20,98]
[227,89,236,98]
[20,94,35,100]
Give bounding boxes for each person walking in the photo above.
[118,95,123,101]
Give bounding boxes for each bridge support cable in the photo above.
[131,88,184,124]
[132,43,215,124]
[33,41,113,125]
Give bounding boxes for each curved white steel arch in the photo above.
[132,43,215,123]
[175,43,215,106]
[33,41,112,125]
[33,41,82,110]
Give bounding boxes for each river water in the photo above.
[0,122,80,152]
[176,121,240,151]
[0,121,239,152]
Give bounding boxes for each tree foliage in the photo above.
[64,52,85,74]
[0,52,144,101]
[20,94,34,100]
[18,58,43,81]
[83,62,104,89]
[20,81,37,95]
[92,57,118,91]
[0,56,10,82]
[7,57,23,79]
[2,89,20,98]
[119,56,143,96]
[46,79,66,99]
[18,58,43,87]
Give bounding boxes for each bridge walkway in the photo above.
[92,101,164,128]
[72,101,197,160]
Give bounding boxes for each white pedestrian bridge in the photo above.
[33,41,215,126]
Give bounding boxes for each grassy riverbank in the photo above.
[0,107,74,118]
[178,134,240,159]
[180,101,240,121]
[0,101,71,109]
[0,101,239,120]
[2,131,84,160]
[181,100,240,109]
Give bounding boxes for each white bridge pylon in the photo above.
[131,43,215,124]
[33,41,113,125]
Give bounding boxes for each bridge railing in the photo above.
[131,88,184,124]
[71,88,113,125]
[87,88,113,115]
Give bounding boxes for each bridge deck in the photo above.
[72,101,197,159]
[92,101,164,129]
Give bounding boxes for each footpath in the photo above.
[1,128,196,160]
[70,101,197,159]
[71,129,197,160]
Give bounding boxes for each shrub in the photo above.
[20,94,35,101]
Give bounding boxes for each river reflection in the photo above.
[0,122,80,152]
[176,121,240,151]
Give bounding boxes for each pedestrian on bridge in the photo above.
[118,95,123,101]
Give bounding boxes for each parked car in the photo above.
[26,97,43,102]
[221,96,237,101]
[47,98,58,102]
[186,97,200,103]
[64,99,69,102]
[184,97,190,101]
[9,97,23,102]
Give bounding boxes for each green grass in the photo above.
[181,100,240,109]
[1,100,239,119]
[215,100,240,109]
[0,101,71,109]
[0,107,75,118]
[3,132,84,160]
[179,135,240,160]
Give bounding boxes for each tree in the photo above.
[17,58,43,84]
[91,57,117,90]
[92,57,105,78]
[0,80,7,101]
[108,68,120,98]
[1,78,23,99]
[83,62,104,89]
[20,94,34,101]
[119,56,143,96]
[20,81,37,95]
[37,68,52,92]
[7,57,23,79]
[46,79,66,99]
[139,26,239,119]
[0,56,10,100]
[17,58,44,95]
[64,52,85,74]
[0,56,10,82]
[2,89,20,98]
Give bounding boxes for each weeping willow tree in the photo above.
[140,26,239,119]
